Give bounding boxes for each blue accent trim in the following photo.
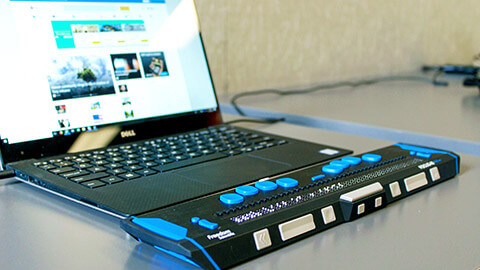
[311,174,325,182]
[132,218,187,241]
[132,217,220,270]
[186,237,221,270]
[394,143,459,175]
[198,219,218,230]
[154,245,201,268]
[416,152,432,159]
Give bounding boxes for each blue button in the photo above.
[255,181,278,191]
[362,154,382,162]
[235,185,259,196]
[311,174,325,181]
[330,160,350,169]
[322,165,344,175]
[341,156,362,165]
[191,217,200,224]
[219,193,244,205]
[198,219,218,230]
[276,178,299,188]
[416,152,432,158]
[409,151,416,155]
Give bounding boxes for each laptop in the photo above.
[0,0,351,218]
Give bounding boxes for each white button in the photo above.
[375,197,382,208]
[253,229,272,250]
[389,182,401,198]
[430,167,440,181]
[278,214,315,241]
[404,172,428,192]
[321,205,336,225]
[357,203,365,215]
[340,182,383,202]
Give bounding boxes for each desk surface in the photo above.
[1,118,479,270]
[220,77,480,155]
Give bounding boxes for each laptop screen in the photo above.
[0,0,218,146]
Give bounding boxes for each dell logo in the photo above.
[121,130,136,138]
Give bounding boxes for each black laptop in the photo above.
[0,0,351,218]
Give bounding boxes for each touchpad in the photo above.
[175,155,292,188]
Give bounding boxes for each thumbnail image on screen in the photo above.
[47,55,115,101]
[110,53,142,80]
[140,51,169,78]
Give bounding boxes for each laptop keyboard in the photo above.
[33,126,288,189]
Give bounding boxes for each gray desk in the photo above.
[1,118,479,269]
[220,78,480,155]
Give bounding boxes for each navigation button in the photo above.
[357,203,365,215]
[341,156,362,165]
[321,205,336,225]
[253,228,272,250]
[322,165,343,175]
[404,172,428,192]
[361,154,382,162]
[375,197,382,208]
[220,193,244,205]
[330,160,350,169]
[276,178,299,188]
[235,185,259,196]
[389,181,401,198]
[255,181,278,191]
[429,167,440,181]
[278,214,315,241]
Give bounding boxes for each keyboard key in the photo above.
[137,169,157,176]
[101,176,123,184]
[61,170,89,179]
[72,172,109,183]
[87,167,107,173]
[74,163,93,170]
[82,180,106,189]
[49,167,76,174]
[106,168,127,175]
[118,172,141,180]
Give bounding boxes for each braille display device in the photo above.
[121,143,460,269]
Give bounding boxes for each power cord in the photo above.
[230,74,444,120]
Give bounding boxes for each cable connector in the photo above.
[0,169,15,180]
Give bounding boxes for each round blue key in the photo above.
[276,178,299,188]
[362,154,382,162]
[191,217,200,224]
[219,193,244,205]
[235,185,259,196]
[330,160,350,169]
[255,181,278,191]
[322,165,344,175]
[341,156,362,165]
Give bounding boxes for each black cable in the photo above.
[0,169,15,180]
[230,74,442,118]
